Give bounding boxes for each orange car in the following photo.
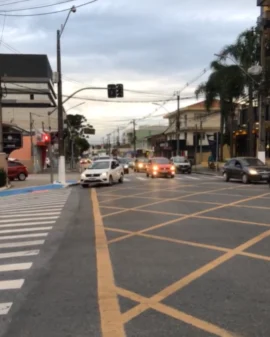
[146,157,175,178]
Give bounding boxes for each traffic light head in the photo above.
[43,133,50,143]
[107,84,116,98]
[116,84,124,98]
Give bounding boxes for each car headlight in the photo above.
[138,163,143,168]
[81,174,86,179]
[101,172,107,177]
[249,169,257,175]
[153,165,158,170]
[124,164,128,168]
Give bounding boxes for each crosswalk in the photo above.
[0,189,71,316]
[124,174,223,182]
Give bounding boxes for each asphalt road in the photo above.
[1,173,270,337]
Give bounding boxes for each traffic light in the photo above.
[43,133,50,143]
[116,84,124,98]
[107,84,116,98]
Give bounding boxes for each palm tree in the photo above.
[219,26,261,156]
[195,61,245,160]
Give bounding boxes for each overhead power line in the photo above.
[0,0,98,16]
[0,0,76,12]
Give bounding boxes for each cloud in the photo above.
[0,0,260,139]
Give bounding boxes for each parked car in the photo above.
[222,157,270,184]
[117,158,129,174]
[170,156,192,174]
[8,160,28,181]
[80,159,124,187]
[146,157,175,178]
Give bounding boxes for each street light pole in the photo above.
[56,6,76,185]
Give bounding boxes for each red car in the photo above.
[8,160,28,181]
[146,157,175,178]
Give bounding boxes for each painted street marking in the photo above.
[0,250,39,259]
[0,217,58,223]
[0,212,60,218]
[0,227,52,234]
[0,303,12,315]
[0,221,55,228]
[0,279,24,290]
[0,263,32,272]
[0,240,45,249]
[0,233,48,240]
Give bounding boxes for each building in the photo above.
[1,54,60,172]
[122,125,167,150]
[156,100,222,161]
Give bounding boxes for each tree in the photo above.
[74,137,90,155]
[219,26,261,156]
[195,61,245,160]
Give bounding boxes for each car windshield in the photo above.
[172,157,187,163]
[88,161,110,170]
[153,158,170,164]
[118,158,128,164]
[241,158,265,166]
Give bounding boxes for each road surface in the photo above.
[0,173,270,337]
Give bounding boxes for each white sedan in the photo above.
[80,159,124,188]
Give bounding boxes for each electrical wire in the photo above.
[0,0,76,12]
[0,0,98,16]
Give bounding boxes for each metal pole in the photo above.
[176,94,180,156]
[0,77,3,152]
[216,132,219,173]
[200,119,203,163]
[29,112,34,171]
[133,119,136,153]
[258,20,266,163]
[57,29,66,184]
[194,124,198,171]
[48,143,54,183]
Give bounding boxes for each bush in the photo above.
[0,168,7,188]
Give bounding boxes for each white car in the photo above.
[80,159,124,188]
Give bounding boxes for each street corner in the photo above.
[108,235,222,298]
[125,308,217,337]
[162,255,270,337]
[146,216,268,250]
[103,209,180,233]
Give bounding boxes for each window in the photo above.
[228,159,236,167]
[30,94,34,100]
[184,115,187,127]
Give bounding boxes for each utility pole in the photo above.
[199,119,203,163]
[107,134,111,155]
[133,119,136,154]
[57,29,66,184]
[176,93,180,156]
[29,112,34,170]
[0,77,3,153]
[194,124,198,170]
[258,4,268,163]
[117,127,120,147]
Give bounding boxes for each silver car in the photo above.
[170,156,191,174]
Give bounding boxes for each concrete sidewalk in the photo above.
[192,165,222,176]
[11,173,80,189]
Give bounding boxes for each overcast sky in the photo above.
[1,0,259,142]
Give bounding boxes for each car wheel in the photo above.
[118,174,124,183]
[146,172,149,177]
[108,175,113,186]
[151,174,155,178]
[242,174,249,184]
[18,173,26,181]
[188,170,191,174]
[223,172,230,182]
[126,169,129,174]
[81,184,88,188]
[170,175,175,178]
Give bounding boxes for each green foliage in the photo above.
[66,114,87,132]
[0,168,7,188]
[74,137,90,155]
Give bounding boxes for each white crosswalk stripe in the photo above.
[0,189,71,315]
[124,174,222,182]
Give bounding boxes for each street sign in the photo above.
[3,132,23,154]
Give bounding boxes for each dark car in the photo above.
[134,157,148,172]
[116,158,129,174]
[222,157,270,184]
[8,160,28,181]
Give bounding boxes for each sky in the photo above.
[0,0,260,143]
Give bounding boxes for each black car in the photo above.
[116,158,129,174]
[222,157,270,184]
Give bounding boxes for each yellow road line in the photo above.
[91,189,126,337]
